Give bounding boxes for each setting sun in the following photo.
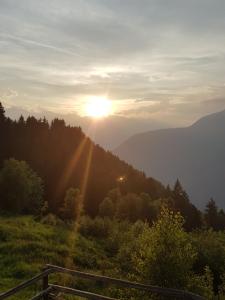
[84,96,112,118]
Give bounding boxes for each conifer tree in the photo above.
[0,102,6,123]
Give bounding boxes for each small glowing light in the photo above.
[84,96,112,118]
[117,176,125,182]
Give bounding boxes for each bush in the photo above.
[40,213,64,226]
[79,216,111,238]
[0,159,43,214]
[99,197,115,218]
[129,207,214,297]
[60,188,82,221]
[116,193,143,222]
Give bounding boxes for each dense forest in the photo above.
[1,102,225,299]
[0,103,164,216]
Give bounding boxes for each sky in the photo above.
[1,0,225,128]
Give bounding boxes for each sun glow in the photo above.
[84,96,112,118]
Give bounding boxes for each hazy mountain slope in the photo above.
[114,110,225,208]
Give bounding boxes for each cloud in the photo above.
[0,0,225,126]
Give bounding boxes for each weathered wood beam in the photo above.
[47,264,204,300]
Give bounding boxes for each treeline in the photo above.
[0,103,164,214]
[0,102,225,230]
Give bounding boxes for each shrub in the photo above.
[99,197,115,218]
[60,188,83,221]
[0,158,43,214]
[79,216,111,238]
[40,213,64,226]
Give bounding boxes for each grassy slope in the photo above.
[2,215,224,300]
[0,215,76,299]
[0,215,128,300]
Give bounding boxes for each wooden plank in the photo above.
[0,269,52,300]
[50,284,118,300]
[30,287,53,300]
[42,267,49,300]
[0,264,205,300]
[47,264,205,300]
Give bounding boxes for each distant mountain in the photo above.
[114,109,225,209]
[6,107,167,149]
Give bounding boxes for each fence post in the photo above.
[42,267,49,300]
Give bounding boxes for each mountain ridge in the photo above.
[114,109,225,208]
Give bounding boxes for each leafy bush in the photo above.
[60,188,83,221]
[99,197,115,218]
[79,216,112,238]
[127,208,214,297]
[0,159,43,214]
[40,213,64,226]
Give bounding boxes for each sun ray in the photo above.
[57,123,97,204]
[80,140,94,200]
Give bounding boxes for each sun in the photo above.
[84,96,112,118]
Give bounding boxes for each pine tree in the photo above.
[173,179,202,230]
[0,102,6,123]
[204,198,219,230]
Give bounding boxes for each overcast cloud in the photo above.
[1,0,225,126]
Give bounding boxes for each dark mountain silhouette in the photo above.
[114,109,225,208]
[6,106,167,150]
[0,103,165,216]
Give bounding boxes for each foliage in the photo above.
[99,197,115,218]
[79,216,112,239]
[192,229,225,293]
[204,198,225,230]
[60,188,83,221]
[40,213,64,226]
[171,179,202,230]
[0,158,44,214]
[131,208,196,288]
[0,215,72,299]
[1,212,225,299]
[116,193,144,222]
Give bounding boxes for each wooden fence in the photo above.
[0,264,205,300]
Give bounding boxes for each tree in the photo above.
[131,208,213,297]
[204,198,223,230]
[116,193,143,222]
[218,209,225,230]
[51,118,66,130]
[99,197,115,218]
[172,179,202,230]
[60,188,83,221]
[0,102,6,123]
[0,158,44,213]
[134,208,196,287]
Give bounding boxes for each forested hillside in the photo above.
[1,103,225,231]
[0,103,164,216]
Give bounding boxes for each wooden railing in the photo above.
[0,264,205,300]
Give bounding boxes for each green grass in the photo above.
[0,215,114,300]
[0,215,129,299]
[0,214,74,299]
